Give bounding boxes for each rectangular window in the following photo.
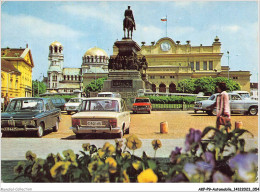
[190,62,194,70]
[160,76,165,79]
[170,76,175,79]
[150,76,155,79]
[203,61,207,70]
[209,61,213,70]
[196,62,200,70]
[233,77,238,79]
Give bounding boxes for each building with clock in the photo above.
[112,37,251,93]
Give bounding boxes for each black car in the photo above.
[50,98,66,111]
[1,97,61,137]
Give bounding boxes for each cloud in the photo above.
[2,13,83,40]
[60,4,121,29]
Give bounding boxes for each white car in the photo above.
[64,98,84,115]
[70,97,130,138]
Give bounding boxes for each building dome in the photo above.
[50,41,62,47]
[84,47,108,57]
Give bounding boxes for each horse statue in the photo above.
[123,6,136,39]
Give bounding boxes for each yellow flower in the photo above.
[98,149,106,159]
[82,143,90,151]
[25,150,37,162]
[152,139,162,150]
[32,158,45,176]
[50,161,71,178]
[14,161,25,175]
[137,168,158,183]
[126,135,142,150]
[132,160,142,171]
[102,142,116,156]
[62,149,78,167]
[121,152,131,160]
[105,157,117,174]
[88,160,104,176]
[122,170,130,183]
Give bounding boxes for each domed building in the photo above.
[46,41,108,95]
[81,46,109,86]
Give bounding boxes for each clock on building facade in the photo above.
[160,42,171,51]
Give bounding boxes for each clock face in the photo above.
[160,42,171,51]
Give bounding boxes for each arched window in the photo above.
[152,84,156,92]
[159,83,166,93]
[87,56,90,62]
[91,56,94,63]
[64,75,66,80]
[71,75,74,81]
[67,75,70,80]
[54,46,58,53]
[169,83,176,93]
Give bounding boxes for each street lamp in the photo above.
[227,51,230,79]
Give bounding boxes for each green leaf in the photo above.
[201,126,216,138]
[147,160,157,170]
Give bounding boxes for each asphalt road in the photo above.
[1,111,258,160]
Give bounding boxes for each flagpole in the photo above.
[166,15,167,37]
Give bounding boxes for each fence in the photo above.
[152,103,194,111]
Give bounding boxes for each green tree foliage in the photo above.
[177,77,241,95]
[32,80,46,97]
[84,77,107,95]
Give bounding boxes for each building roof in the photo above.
[50,41,63,47]
[1,47,34,68]
[84,47,108,57]
[1,59,21,75]
[63,68,81,75]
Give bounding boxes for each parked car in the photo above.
[194,93,258,116]
[1,97,61,137]
[50,98,66,111]
[132,97,152,114]
[64,97,84,115]
[70,97,130,138]
[97,92,121,98]
[194,95,210,113]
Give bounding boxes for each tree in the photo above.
[177,77,241,95]
[84,77,107,96]
[32,80,46,97]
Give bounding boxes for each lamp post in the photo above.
[227,51,230,80]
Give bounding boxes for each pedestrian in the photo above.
[207,82,231,130]
[1,93,4,111]
[4,93,10,111]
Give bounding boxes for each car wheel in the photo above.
[67,111,71,115]
[194,110,197,114]
[206,110,213,116]
[37,123,44,138]
[133,111,136,114]
[148,110,151,114]
[212,109,217,116]
[53,119,59,132]
[125,127,130,134]
[248,106,258,115]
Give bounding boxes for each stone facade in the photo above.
[113,37,251,92]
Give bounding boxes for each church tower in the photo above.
[47,41,64,92]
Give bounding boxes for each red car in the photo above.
[132,97,152,114]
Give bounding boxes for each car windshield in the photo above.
[69,98,82,103]
[208,95,216,101]
[81,100,119,112]
[135,99,150,103]
[239,93,250,99]
[6,99,44,112]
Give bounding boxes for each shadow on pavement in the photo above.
[61,133,122,140]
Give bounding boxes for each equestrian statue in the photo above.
[123,6,136,39]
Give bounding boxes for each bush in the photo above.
[14,127,257,183]
[147,96,196,104]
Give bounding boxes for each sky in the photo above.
[1,1,259,83]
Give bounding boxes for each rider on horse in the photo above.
[123,6,136,39]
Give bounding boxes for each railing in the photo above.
[152,103,194,111]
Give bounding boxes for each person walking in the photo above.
[207,82,231,130]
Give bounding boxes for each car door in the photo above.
[230,94,245,113]
[48,100,59,127]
